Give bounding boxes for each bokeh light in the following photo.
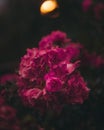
[40,0,59,15]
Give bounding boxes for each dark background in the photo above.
[0,1,104,130]
[0,0,104,74]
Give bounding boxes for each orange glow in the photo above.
[40,0,58,15]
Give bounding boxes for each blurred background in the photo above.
[0,0,104,74]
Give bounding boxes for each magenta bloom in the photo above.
[39,30,71,49]
[45,77,63,92]
[17,30,90,112]
[0,73,18,85]
[67,72,89,104]
[82,0,93,12]
[22,88,43,106]
[0,105,16,120]
[0,97,21,130]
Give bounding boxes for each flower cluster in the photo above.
[17,31,90,112]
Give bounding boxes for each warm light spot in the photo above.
[40,0,58,15]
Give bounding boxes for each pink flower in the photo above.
[47,48,67,66]
[0,97,21,130]
[82,0,93,12]
[39,35,53,50]
[0,73,18,85]
[65,43,82,61]
[48,62,68,80]
[17,30,90,112]
[0,105,16,120]
[67,61,80,74]
[39,30,70,49]
[22,88,42,105]
[67,72,90,104]
[50,30,71,46]
[19,48,39,78]
[45,77,63,92]
[47,61,80,81]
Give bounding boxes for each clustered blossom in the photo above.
[17,30,90,111]
[0,96,21,130]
